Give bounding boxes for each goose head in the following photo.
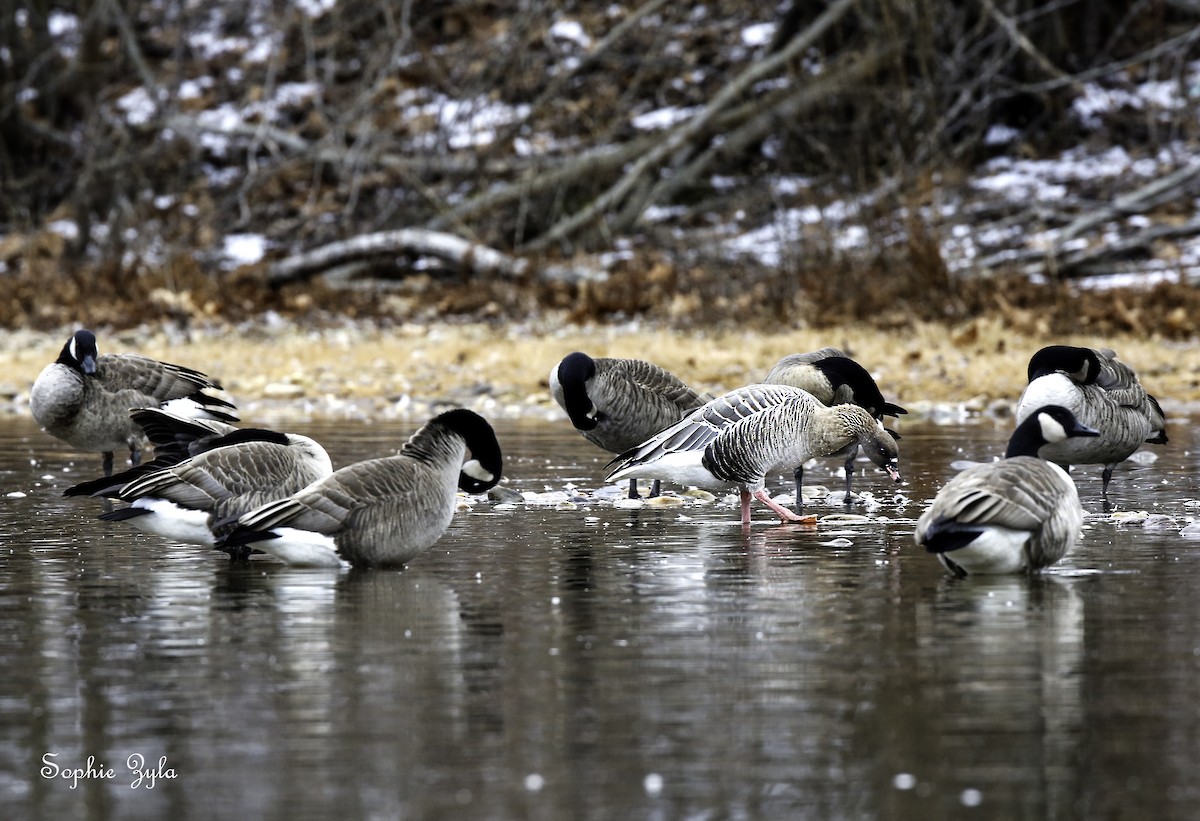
[1027,345,1101,385]
[552,352,600,431]
[813,356,897,417]
[432,408,504,494]
[59,329,99,376]
[1004,404,1100,458]
[837,405,902,483]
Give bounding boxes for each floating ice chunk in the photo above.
[1180,521,1200,539]
[612,498,644,509]
[522,490,572,505]
[1127,450,1158,465]
[1110,510,1150,524]
[819,538,854,547]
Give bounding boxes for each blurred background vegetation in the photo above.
[2,0,1199,335]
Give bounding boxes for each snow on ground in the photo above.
[23,4,1200,289]
[719,59,1200,287]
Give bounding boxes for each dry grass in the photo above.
[3,318,1197,422]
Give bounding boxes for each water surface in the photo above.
[1,414,1198,820]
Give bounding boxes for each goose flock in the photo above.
[31,329,1169,576]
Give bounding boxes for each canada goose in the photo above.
[215,409,503,568]
[916,405,1100,577]
[766,348,906,507]
[68,424,334,548]
[605,384,901,525]
[1015,345,1167,496]
[549,352,708,498]
[31,329,237,476]
[63,408,242,498]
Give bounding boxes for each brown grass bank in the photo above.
[2,317,1196,424]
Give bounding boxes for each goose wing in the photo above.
[612,358,709,411]
[919,458,1062,535]
[236,455,425,537]
[1088,349,1168,441]
[121,438,325,510]
[131,408,239,458]
[97,354,224,400]
[606,384,808,472]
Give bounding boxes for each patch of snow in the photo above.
[273,82,321,107]
[550,19,592,49]
[771,177,813,197]
[48,12,79,37]
[116,87,160,126]
[741,23,776,47]
[296,0,336,17]
[643,205,687,223]
[631,106,698,131]
[401,93,531,150]
[223,234,267,267]
[179,77,213,100]
[48,220,80,241]
[1073,270,1182,291]
[188,31,252,61]
[971,170,1067,201]
[984,124,1021,146]
[834,225,869,251]
[244,37,275,64]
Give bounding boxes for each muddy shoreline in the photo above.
[3,318,1197,426]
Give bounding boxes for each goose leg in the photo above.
[753,489,815,524]
[627,478,640,500]
[130,446,141,468]
[842,456,855,500]
[649,479,661,498]
[792,465,804,514]
[1101,464,1115,497]
[740,489,753,525]
[102,451,114,478]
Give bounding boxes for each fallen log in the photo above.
[267,229,528,286]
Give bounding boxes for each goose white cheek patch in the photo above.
[1038,413,1067,443]
[462,459,494,483]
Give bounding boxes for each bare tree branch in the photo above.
[521,0,859,252]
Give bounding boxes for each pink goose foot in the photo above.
[753,489,818,525]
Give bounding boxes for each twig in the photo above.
[488,0,674,152]
[1057,160,1200,242]
[976,0,1075,87]
[1058,216,1200,275]
[522,0,859,252]
[623,46,894,233]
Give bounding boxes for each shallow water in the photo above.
[2,414,1199,820]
